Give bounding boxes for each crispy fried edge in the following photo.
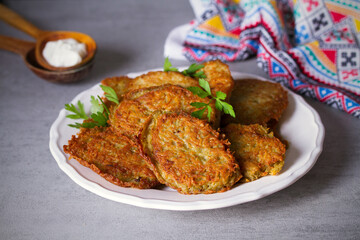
[202,60,234,98]
[126,71,199,92]
[124,84,218,127]
[100,76,132,107]
[108,99,151,139]
[63,127,159,189]
[223,123,286,182]
[139,113,242,194]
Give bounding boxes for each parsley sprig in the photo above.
[164,57,206,79]
[65,85,119,129]
[164,58,235,121]
[188,79,235,121]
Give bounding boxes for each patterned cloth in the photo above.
[179,0,360,118]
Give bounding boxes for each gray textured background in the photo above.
[0,1,359,239]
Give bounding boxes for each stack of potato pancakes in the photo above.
[64,61,288,194]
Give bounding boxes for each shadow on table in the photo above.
[87,47,133,83]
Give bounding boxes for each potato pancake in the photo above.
[101,76,132,100]
[221,79,288,127]
[126,84,217,124]
[109,100,150,138]
[201,60,234,98]
[223,123,286,182]
[109,85,218,137]
[140,113,242,194]
[63,126,159,189]
[126,71,199,92]
[126,60,233,97]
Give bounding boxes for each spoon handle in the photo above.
[0,4,45,39]
[0,35,35,57]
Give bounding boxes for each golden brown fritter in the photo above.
[108,99,151,139]
[126,71,199,92]
[140,113,242,194]
[223,123,286,182]
[100,76,132,108]
[126,84,217,124]
[201,60,234,98]
[63,126,159,189]
[126,60,233,96]
[101,76,132,100]
[221,79,288,127]
[109,85,218,138]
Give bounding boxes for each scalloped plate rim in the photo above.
[49,70,324,211]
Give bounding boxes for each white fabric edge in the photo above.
[163,24,192,61]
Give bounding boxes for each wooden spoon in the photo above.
[0,4,96,72]
[0,35,94,83]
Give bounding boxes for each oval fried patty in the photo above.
[109,85,218,138]
[223,123,286,182]
[109,100,150,138]
[101,76,132,99]
[221,79,288,127]
[202,60,234,97]
[109,61,233,99]
[127,84,216,122]
[63,126,159,189]
[126,71,199,92]
[140,113,242,194]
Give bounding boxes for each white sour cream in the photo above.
[42,38,87,67]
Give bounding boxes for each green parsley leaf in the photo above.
[186,63,204,73]
[163,57,179,72]
[90,112,108,127]
[191,108,206,119]
[199,78,211,95]
[65,85,120,129]
[187,86,210,98]
[188,78,236,120]
[190,102,208,108]
[215,91,227,100]
[67,122,83,129]
[97,96,110,117]
[81,121,98,128]
[182,63,204,77]
[65,101,88,120]
[192,70,207,79]
[206,105,212,122]
[219,101,235,118]
[215,99,223,111]
[100,85,119,104]
[90,96,103,114]
[67,121,98,129]
[163,58,206,79]
[190,102,213,121]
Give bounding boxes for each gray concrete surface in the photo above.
[0,1,359,239]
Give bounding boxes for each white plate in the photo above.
[49,71,324,211]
